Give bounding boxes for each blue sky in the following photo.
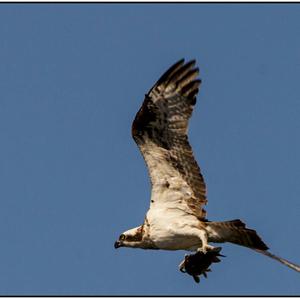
[0,3,299,295]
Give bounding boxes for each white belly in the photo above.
[146,204,202,251]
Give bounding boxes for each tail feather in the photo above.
[206,219,300,273]
[207,219,269,250]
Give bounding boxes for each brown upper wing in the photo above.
[132,59,207,219]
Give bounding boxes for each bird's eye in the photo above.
[119,234,126,241]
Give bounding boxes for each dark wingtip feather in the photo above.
[182,79,201,96]
[155,58,185,86]
[166,60,196,85]
[147,59,202,111]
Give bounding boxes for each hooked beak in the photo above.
[114,241,122,249]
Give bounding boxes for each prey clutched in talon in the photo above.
[114,59,300,285]
[179,247,225,283]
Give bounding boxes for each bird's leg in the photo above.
[197,230,215,254]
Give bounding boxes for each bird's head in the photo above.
[114,226,145,249]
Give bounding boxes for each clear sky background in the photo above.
[0,3,299,296]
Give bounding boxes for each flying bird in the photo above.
[114,59,300,282]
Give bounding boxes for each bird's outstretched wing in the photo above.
[132,59,207,219]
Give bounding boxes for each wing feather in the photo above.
[132,59,207,219]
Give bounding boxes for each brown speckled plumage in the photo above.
[115,59,300,283]
[132,59,206,219]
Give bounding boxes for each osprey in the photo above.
[114,59,300,282]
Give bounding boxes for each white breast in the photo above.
[146,187,202,251]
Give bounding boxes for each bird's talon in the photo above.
[179,247,224,283]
